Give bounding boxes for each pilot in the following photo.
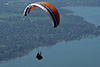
[36,52,43,60]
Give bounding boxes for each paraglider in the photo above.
[23,2,60,27]
[23,2,60,60]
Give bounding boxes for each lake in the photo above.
[0,37,100,67]
[63,6,100,26]
[0,7,100,67]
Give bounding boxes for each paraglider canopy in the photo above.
[23,2,60,27]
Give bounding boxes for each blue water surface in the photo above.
[63,6,100,26]
[0,36,100,67]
